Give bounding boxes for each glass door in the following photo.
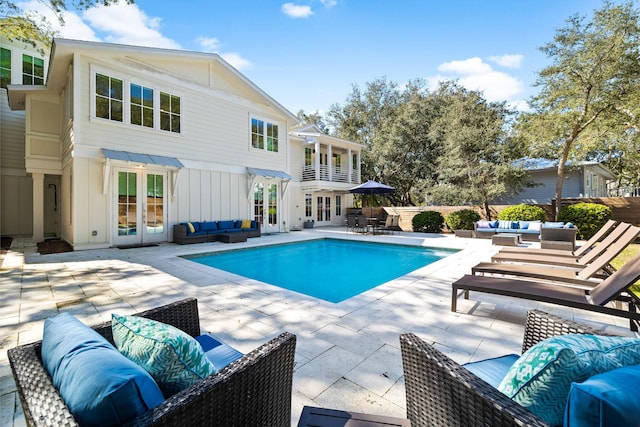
[253,181,279,233]
[114,170,167,245]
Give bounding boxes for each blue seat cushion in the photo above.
[200,221,218,232]
[564,364,640,426]
[41,312,164,426]
[544,221,565,228]
[463,354,519,389]
[218,220,235,230]
[195,334,244,369]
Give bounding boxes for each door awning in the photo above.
[102,149,184,168]
[246,167,292,180]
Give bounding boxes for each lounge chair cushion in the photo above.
[462,354,519,388]
[564,364,640,426]
[195,334,244,369]
[498,334,640,426]
[112,314,217,396]
[42,312,164,426]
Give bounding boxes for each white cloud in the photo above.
[196,36,222,53]
[489,54,524,69]
[17,0,99,40]
[320,0,338,7]
[282,3,314,18]
[430,56,524,103]
[83,3,181,49]
[220,52,253,71]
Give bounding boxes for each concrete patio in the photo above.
[1,228,636,426]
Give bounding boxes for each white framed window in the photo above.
[96,73,123,122]
[22,54,44,85]
[130,83,154,128]
[160,91,180,133]
[1,48,11,88]
[250,116,279,152]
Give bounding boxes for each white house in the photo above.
[1,38,362,249]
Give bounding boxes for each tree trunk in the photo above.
[555,137,574,220]
[483,200,491,220]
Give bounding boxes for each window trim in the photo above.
[249,115,280,153]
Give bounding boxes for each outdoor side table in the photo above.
[297,406,411,427]
[491,233,521,246]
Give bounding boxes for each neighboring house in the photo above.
[1,38,362,249]
[496,159,616,205]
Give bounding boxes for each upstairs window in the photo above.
[251,117,279,152]
[95,73,123,122]
[160,91,180,133]
[22,54,44,85]
[130,83,154,128]
[1,48,11,88]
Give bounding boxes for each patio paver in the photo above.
[0,228,636,426]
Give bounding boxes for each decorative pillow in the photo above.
[497,220,515,229]
[564,222,575,229]
[476,220,492,229]
[218,220,235,230]
[518,221,530,230]
[544,221,565,228]
[527,221,542,231]
[112,314,217,396]
[186,222,196,234]
[200,221,218,232]
[564,364,640,426]
[42,313,164,426]
[240,219,252,229]
[498,334,640,426]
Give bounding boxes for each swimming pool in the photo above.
[184,238,457,303]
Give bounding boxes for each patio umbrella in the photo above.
[349,180,395,218]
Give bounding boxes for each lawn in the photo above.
[610,243,640,294]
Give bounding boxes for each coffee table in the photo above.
[297,406,410,426]
[218,233,247,243]
[491,233,521,246]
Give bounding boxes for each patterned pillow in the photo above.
[112,314,217,396]
[498,220,514,229]
[498,334,640,426]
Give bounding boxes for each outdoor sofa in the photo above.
[474,219,577,243]
[401,309,640,427]
[8,298,297,427]
[173,219,260,244]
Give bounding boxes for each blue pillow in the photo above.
[463,354,519,389]
[195,334,244,369]
[564,364,640,426]
[498,334,640,426]
[218,220,235,230]
[200,221,218,232]
[564,222,575,229]
[518,221,530,230]
[544,221,564,228]
[42,313,164,426]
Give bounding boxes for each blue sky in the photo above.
[22,0,610,114]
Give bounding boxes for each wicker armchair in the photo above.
[8,298,297,427]
[400,310,615,427]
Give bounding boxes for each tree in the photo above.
[294,110,329,133]
[1,0,132,48]
[517,1,640,219]
[427,82,529,219]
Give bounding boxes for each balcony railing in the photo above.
[301,165,360,183]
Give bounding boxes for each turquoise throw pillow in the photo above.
[42,312,164,426]
[498,334,640,426]
[112,314,217,396]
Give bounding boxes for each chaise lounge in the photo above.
[8,298,297,427]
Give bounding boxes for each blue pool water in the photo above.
[185,239,457,303]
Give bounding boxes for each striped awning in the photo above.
[102,149,183,168]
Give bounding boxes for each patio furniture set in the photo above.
[9,220,640,426]
[173,219,260,244]
[474,219,578,250]
[346,213,400,235]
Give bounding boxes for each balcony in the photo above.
[300,165,361,191]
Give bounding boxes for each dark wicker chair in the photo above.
[8,298,297,427]
[400,309,617,427]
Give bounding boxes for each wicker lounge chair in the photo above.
[8,298,297,427]
[498,219,618,257]
[400,309,617,427]
[453,252,640,330]
[490,222,632,266]
[472,225,640,284]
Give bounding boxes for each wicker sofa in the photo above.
[400,310,625,427]
[474,220,577,243]
[173,220,260,244]
[8,298,296,427]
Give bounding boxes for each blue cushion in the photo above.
[518,221,530,230]
[188,231,207,236]
[200,221,218,232]
[42,313,164,426]
[544,221,565,228]
[564,222,575,229]
[497,220,515,229]
[195,334,244,369]
[564,364,640,426]
[463,354,519,389]
[218,220,235,230]
[498,334,640,426]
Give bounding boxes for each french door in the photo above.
[253,181,279,233]
[114,169,167,245]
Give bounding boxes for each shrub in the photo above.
[412,211,444,233]
[497,204,546,222]
[558,202,612,240]
[445,209,481,231]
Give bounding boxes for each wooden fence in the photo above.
[381,197,640,232]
